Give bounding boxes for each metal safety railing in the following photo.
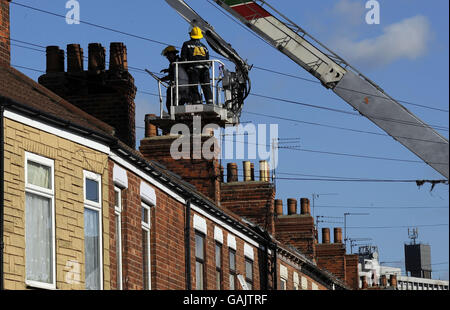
[154,59,228,119]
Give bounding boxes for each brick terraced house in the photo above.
[1,0,356,290]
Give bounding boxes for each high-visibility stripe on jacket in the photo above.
[181,39,210,66]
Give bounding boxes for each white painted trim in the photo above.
[280,264,288,280]
[301,276,308,290]
[140,181,156,206]
[110,153,185,204]
[244,243,254,260]
[193,214,207,235]
[111,153,263,249]
[214,226,223,244]
[114,187,123,290]
[24,152,56,290]
[83,170,103,290]
[84,170,102,209]
[190,203,261,249]
[227,234,236,250]
[113,164,128,189]
[293,271,299,285]
[4,110,110,154]
[141,202,152,290]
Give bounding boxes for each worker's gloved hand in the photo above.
[160,69,169,73]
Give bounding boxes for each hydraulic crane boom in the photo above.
[212,0,449,179]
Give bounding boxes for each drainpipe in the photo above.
[1,102,5,290]
[184,197,192,290]
[272,243,277,290]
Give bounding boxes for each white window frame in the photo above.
[114,187,123,290]
[141,202,151,290]
[245,257,254,290]
[280,278,287,290]
[293,272,300,290]
[229,247,237,290]
[280,265,288,291]
[24,152,56,290]
[83,170,103,290]
[301,276,308,290]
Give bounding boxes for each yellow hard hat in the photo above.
[190,27,203,39]
[161,45,179,56]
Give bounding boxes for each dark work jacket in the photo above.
[161,56,189,89]
[180,39,210,69]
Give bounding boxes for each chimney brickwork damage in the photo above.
[139,118,221,203]
[38,42,137,148]
[0,0,11,67]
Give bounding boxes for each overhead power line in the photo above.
[279,146,448,165]
[11,2,170,47]
[250,93,449,132]
[7,30,449,132]
[12,61,450,169]
[347,223,448,229]
[10,1,450,114]
[11,42,448,142]
[11,40,448,145]
[243,111,448,145]
[220,171,447,185]
[205,0,450,114]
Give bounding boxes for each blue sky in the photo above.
[10,0,449,280]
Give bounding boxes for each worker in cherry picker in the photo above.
[160,45,190,113]
[180,26,213,105]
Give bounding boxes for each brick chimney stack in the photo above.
[334,227,343,244]
[275,199,283,216]
[0,0,11,67]
[39,42,137,148]
[220,161,276,234]
[46,46,65,73]
[322,228,330,244]
[287,198,297,215]
[274,197,316,259]
[139,118,222,203]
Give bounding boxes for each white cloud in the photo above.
[332,15,432,68]
[332,0,365,25]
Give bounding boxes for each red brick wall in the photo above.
[108,161,186,290]
[152,181,186,290]
[68,92,136,148]
[275,215,316,259]
[189,217,261,290]
[278,261,327,290]
[139,135,221,203]
[315,243,359,289]
[220,181,275,234]
[0,0,10,67]
[108,160,268,290]
[344,254,359,290]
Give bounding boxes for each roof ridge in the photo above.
[3,66,116,136]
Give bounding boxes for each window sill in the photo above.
[25,280,56,290]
